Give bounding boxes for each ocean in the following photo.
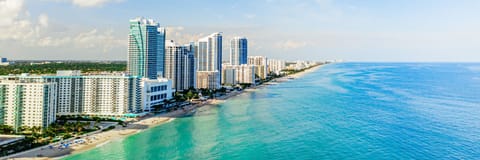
[64,63,480,160]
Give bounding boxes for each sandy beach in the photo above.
[289,64,323,78]
[4,99,215,160]
[3,64,323,160]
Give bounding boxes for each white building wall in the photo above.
[248,56,268,79]
[140,78,174,111]
[0,80,57,130]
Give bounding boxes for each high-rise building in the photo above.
[248,56,268,80]
[127,17,165,79]
[195,32,222,89]
[0,80,57,130]
[222,64,255,85]
[230,37,248,65]
[186,42,196,89]
[157,28,166,78]
[0,72,143,117]
[165,40,195,91]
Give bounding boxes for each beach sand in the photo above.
[290,65,323,78]
[5,100,214,160]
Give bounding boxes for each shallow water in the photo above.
[65,63,480,160]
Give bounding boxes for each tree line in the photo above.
[0,62,126,75]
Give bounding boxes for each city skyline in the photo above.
[1,0,480,62]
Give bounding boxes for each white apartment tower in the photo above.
[195,32,222,89]
[0,72,142,117]
[0,80,57,130]
[267,59,286,75]
[248,56,268,80]
[222,64,255,85]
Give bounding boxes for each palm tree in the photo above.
[75,122,84,133]
[19,126,31,134]
[0,125,14,134]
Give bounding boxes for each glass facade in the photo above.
[127,18,165,79]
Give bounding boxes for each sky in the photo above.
[1,0,480,62]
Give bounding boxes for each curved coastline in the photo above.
[4,64,324,160]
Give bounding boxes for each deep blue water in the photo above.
[66,63,480,160]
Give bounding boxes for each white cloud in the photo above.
[0,0,50,45]
[0,0,24,26]
[165,26,206,44]
[0,0,124,51]
[72,0,123,7]
[38,14,48,27]
[276,40,308,49]
[73,29,125,53]
[37,36,71,47]
[52,0,124,7]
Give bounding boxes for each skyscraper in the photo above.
[127,17,165,79]
[196,32,222,72]
[230,37,248,65]
[165,40,195,91]
[195,32,222,89]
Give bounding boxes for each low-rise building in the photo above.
[140,78,174,111]
[0,57,10,66]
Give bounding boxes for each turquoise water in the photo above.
[65,63,480,160]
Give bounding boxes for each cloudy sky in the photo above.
[1,0,480,62]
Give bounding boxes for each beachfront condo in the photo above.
[164,40,196,91]
[127,17,166,79]
[0,80,57,131]
[195,32,223,89]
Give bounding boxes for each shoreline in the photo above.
[3,64,324,160]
